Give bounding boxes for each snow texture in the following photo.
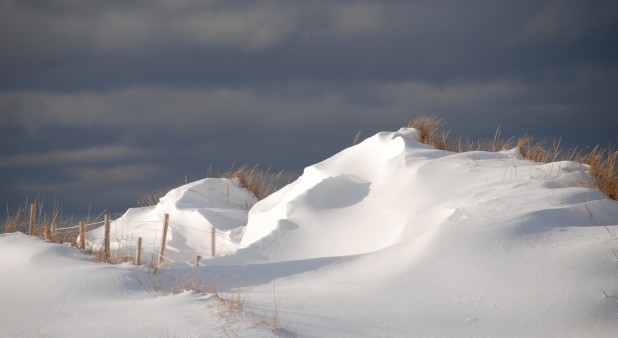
[2,128,618,337]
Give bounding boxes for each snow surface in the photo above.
[86,178,256,264]
[2,128,618,337]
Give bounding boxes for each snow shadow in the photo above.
[191,255,361,292]
[303,174,370,209]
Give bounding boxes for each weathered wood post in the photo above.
[79,221,86,249]
[136,237,142,266]
[28,203,36,235]
[159,213,170,266]
[211,225,216,257]
[51,221,57,241]
[104,215,111,262]
[196,255,201,267]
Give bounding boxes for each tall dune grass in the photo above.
[221,163,284,201]
[2,197,106,242]
[137,191,168,208]
[135,162,285,208]
[408,115,617,200]
[3,196,61,235]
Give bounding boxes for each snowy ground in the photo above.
[2,128,618,337]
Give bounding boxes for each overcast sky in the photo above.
[1,0,617,217]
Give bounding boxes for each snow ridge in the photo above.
[3,128,617,337]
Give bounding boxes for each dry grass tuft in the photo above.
[207,281,248,321]
[252,283,297,337]
[2,202,23,233]
[210,279,296,336]
[164,271,207,295]
[352,130,362,145]
[407,115,450,150]
[516,135,545,163]
[221,163,284,200]
[2,196,74,241]
[582,146,617,200]
[447,127,518,153]
[407,115,618,200]
[87,245,134,265]
[137,190,168,208]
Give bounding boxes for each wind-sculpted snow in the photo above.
[239,128,618,265]
[86,178,257,264]
[3,128,617,337]
[231,128,618,336]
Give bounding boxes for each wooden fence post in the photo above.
[79,221,86,249]
[211,225,216,257]
[196,255,201,267]
[51,221,57,241]
[43,225,50,240]
[136,237,142,266]
[29,203,36,235]
[159,213,169,266]
[104,215,111,262]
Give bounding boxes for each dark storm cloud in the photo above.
[1,0,616,216]
[3,0,616,89]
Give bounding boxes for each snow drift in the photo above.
[229,128,618,336]
[239,129,617,262]
[86,178,257,264]
[5,127,617,337]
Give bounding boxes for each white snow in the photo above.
[86,178,257,264]
[2,128,618,337]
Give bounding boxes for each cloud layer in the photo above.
[1,0,616,215]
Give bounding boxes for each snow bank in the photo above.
[7,127,616,337]
[86,178,257,265]
[239,128,617,262]
[0,232,276,337]
[227,128,618,336]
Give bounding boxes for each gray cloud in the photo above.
[1,0,616,216]
[0,145,148,168]
[4,0,615,91]
[2,74,615,142]
[518,0,618,43]
[16,164,163,194]
[0,0,385,55]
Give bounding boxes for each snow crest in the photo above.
[86,178,257,264]
[238,128,618,264]
[4,127,618,337]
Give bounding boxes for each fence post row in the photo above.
[24,212,221,267]
[159,213,170,266]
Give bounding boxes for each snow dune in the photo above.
[1,128,617,337]
[86,178,256,263]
